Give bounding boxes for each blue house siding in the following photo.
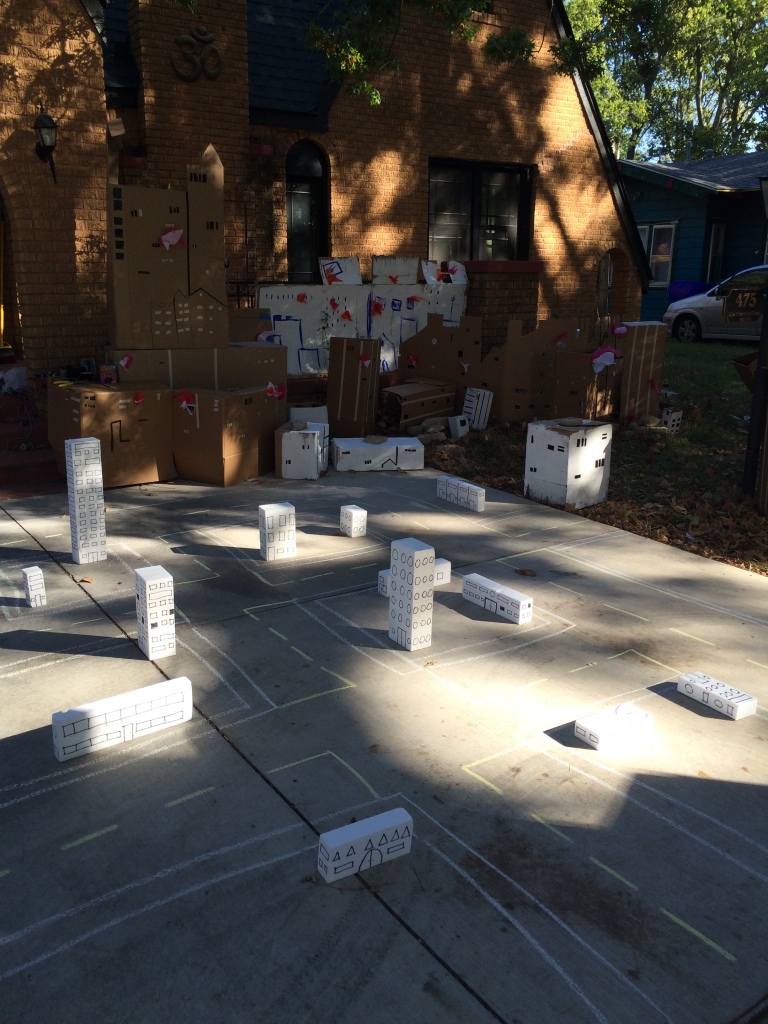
[708,193,767,278]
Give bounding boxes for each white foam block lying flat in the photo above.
[52,677,193,762]
[462,573,532,624]
[676,672,757,720]
[434,557,451,586]
[574,702,654,751]
[317,807,413,882]
[437,475,485,512]
[378,568,391,596]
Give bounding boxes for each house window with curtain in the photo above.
[707,222,726,282]
[636,222,676,287]
[428,160,533,263]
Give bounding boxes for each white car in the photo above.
[662,265,767,342]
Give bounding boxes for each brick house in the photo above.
[0,0,648,373]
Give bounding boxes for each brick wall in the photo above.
[0,0,107,372]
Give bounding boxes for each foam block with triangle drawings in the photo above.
[317,807,413,883]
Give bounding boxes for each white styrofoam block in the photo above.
[259,502,296,561]
[280,426,325,480]
[434,557,451,586]
[289,405,329,423]
[317,807,413,882]
[52,677,193,762]
[22,565,46,608]
[462,573,532,624]
[308,421,330,472]
[65,437,107,564]
[661,408,683,433]
[436,475,485,512]
[389,537,434,651]
[135,566,176,660]
[676,672,757,720]
[340,504,367,537]
[449,414,469,439]
[462,388,493,429]
[574,702,654,751]
[378,568,391,596]
[524,420,613,509]
[331,438,424,472]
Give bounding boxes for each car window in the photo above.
[727,269,768,290]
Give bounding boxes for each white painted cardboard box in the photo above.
[317,807,413,882]
[676,672,757,720]
[389,537,434,651]
[462,573,532,624]
[436,475,485,512]
[135,565,176,660]
[340,504,367,537]
[525,419,613,509]
[52,677,193,761]
[22,566,46,607]
[259,502,296,561]
[332,438,424,472]
[279,425,326,480]
[574,702,654,751]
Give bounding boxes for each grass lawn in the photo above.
[425,339,768,576]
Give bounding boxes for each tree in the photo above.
[561,0,768,159]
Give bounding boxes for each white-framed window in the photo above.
[636,222,676,287]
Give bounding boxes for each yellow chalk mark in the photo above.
[515,677,549,692]
[276,666,357,708]
[569,662,598,674]
[252,572,277,587]
[603,603,649,622]
[660,908,736,962]
[496,547,549,565]
[269,750,379,798]
[61,824,118,851]
[194,559,210,570]
[319,667,355,686]
[589,856,638,890]
[747,659,768,671]
[514,531,532,538]
[0,869,9,879]
[669,628,715,647]
[531,813,572,843]
[413,520,430,530]
[461,767,503,794]
[268,627,288,641]
[165,786,215,808]
[548,581,583,596]
[464,745,526,770]
[290,646,313,661]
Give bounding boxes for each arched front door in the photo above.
[286,141,329,284]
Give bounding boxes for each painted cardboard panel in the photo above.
[319,256,363,286]
[372,256,419,285]
[422,260,468,285]
[381,379,455,429]
[187,145,226,303]
[326,337,381,437]
[52,677,193,762]
[619,322,667,422]
[172,386,286,486]
[107,344,288,393]
[172,289,229,350]
[229,307,273,344]
[50,383,174,488]
[552,352,620,420]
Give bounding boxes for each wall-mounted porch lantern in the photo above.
[33,104,58,183]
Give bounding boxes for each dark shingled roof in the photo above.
[247,0,343,130]
[620,151,768,193]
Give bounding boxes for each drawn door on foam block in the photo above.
[123,723,134,743]
[484,597,497,614]
[396,627,406,647]
[359,844,384,871]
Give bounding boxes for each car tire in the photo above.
[673,314,702,343]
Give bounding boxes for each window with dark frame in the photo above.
[428,159,533,263]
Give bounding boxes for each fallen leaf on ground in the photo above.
[79,577,93,584]
[515,568,537,577]
[425,660,436,666]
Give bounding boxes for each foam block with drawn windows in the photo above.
[52,677,193,762]
[389,538,434,651]
[65,437,107,564]
[22,566,46,607]
[436,475,485,512]
[574,702,654,751]
[676,672,757,720]
[135,565,176,660]
[259,502,296,561]
[434,557,451,586]
[317,807,413,882]
[378,568,391,596]
[462,573,532,623]
[340,504,367,537]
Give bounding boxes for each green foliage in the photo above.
[561,0,768,159]
[310,0,535,104]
